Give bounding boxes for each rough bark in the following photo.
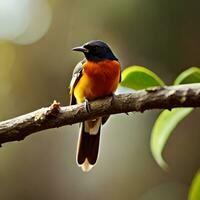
[0,83,200,145]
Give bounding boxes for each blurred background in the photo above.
[0,0,200,199]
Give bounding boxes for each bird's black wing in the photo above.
[69,59,86,105]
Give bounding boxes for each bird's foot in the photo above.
[84,98,91,113]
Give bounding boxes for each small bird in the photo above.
[69,40,121,172]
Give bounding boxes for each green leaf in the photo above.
[150,67,200,169]
[188,170,200,200]
[150,108,193,170]
[120,66,165,90]
[174,67,200,85]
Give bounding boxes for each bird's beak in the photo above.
[72,46,89,53]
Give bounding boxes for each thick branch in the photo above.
[0,83,200,145]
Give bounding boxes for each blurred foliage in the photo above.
[121,65,200,199]
[189,170,200,200]
[0,0,200,199]
[0,42,16,118]
[150,67,200,170]
[0,0,52,44]
[151,107,193,170]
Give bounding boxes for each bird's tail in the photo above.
[76,117,102,172]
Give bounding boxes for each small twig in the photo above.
[0,83,200,145]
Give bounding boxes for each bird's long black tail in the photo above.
[76,118,101,172]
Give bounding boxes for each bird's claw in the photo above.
[84,98,91,113]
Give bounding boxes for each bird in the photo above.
[69,40,121,172]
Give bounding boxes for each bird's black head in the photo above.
[72,40,118,62]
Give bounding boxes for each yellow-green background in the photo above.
[0,0,200,199]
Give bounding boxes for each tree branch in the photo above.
[0,83,200,145]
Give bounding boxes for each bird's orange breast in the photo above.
[74,60,120,103]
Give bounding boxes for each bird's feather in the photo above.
[69,59,86,105]
[76,121,101,172]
